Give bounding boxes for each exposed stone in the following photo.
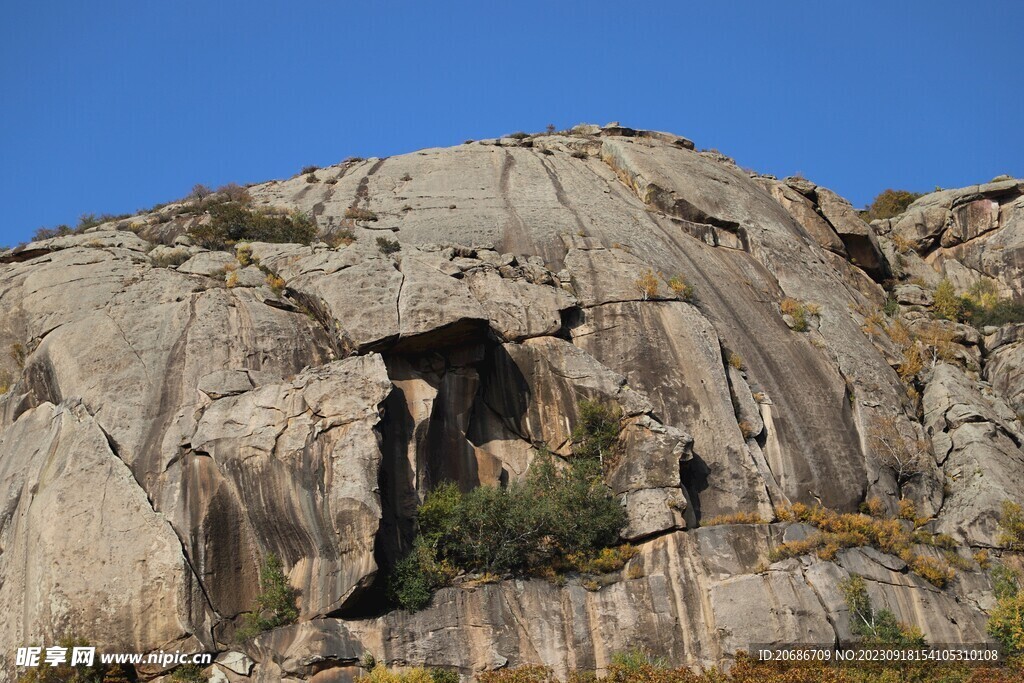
[923,364,1024,545]
[815,188,890,279]
[0,127,1016,681]
[893,284,933,307]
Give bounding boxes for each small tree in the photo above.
[529,450,625,556]
[841,574,925,645]
[987,567,1023,655]
[862,189,923,221]
[998,501,1024,551]
[570,399,621,467]
[634,269,659,300]
[237,553,298,640]
[867,414,927,497]
[932,279,962,321]
[189,184,213,202]
[216,182,251,204]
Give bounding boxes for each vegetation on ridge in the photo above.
[860,188,924,222]
[771,501,957,588]
[189,202,316,249]
[933,278,1024,328]
[387,401,628,611]
[988,563,1023,655]
[236,553,299,640]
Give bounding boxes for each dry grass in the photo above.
[566,545,639,574]
[727,351,745,371]
[781,298,817,331]
[771,502,955,587]
[667,274,695,302]
[266,274,286,295]
[345,207,379,221]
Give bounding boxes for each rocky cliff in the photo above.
[0,124,1021,682]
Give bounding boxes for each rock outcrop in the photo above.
[0,124,1020,681]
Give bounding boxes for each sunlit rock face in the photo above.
[0,124,1018,681]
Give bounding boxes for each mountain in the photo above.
[0,124,1021,681]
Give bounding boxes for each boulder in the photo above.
[816,188,890,279]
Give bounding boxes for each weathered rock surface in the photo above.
[0,402,199,659]
[888,179,1024,296]
[269,525,989,680]
[923,363,1024,546]
[0,125,1019,681]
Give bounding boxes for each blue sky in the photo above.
[2,1,1021,245]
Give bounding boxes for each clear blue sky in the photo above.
[2,1,1022,245]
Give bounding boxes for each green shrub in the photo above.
[236,553,298,640]
[862,189,924,221]
[992,565,1021,601]
[965,298,1024,327]
[387,538,451,611]
[431,480,548,575]
[610,646,667,672]
[529,452,625,556]
[781,298,818,332]
[77,213,103,230]
[883,294,899,317]
[377,237,401,255]
[300,165,319,175]
[189,203,316,249]
[387,405,627,610]
[841,574,925,645]
[960,281,1024,327]
[170,664,207,682]
[570,399,621,465]
[428,669,459,683]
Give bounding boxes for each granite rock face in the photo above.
[0,125,1020,681]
